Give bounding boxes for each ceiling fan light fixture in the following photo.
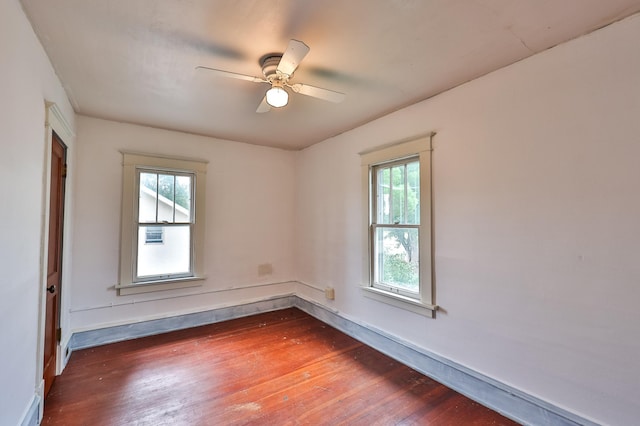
[266,85,288,108]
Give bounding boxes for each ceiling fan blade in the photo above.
[277,39,310,78]
[196,66,266,84]
[290,83,346,103]
[256,96,271,113]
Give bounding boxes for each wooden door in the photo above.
[43,132,66,397]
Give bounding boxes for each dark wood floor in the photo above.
[43,308,518,425]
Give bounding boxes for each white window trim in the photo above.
[360,134,438,318]
[117,152,207,296]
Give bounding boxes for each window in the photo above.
[372,158,420,296]
[118,153,207,295]
[361,135,437,317]
[145,226,164,244]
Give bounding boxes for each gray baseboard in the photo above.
[65,293,596,426]
[68,294,296,350]
[293,297,597,426]
[20,395,40,426]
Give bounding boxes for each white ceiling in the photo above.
[21,0,640,150]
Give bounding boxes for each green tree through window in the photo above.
[141,172,191,209]
[376,159,420,291]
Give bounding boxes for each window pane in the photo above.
[137,225,191,278]
[157,174,176,223]
[174,175,192,223]
[391,165,405,224]
[377,167,390,224]
[406,161,420,225]
[139,172,158,223]
[374,226,419,293]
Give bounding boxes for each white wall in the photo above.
[0,1,76,425]
[296,13,640,426]
[69,116,297,331]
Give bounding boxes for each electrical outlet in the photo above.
[325,287,335,300]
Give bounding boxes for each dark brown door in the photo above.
[43,132,66,397]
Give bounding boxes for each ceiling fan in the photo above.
[196,39,346,113]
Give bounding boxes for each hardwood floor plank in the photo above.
[43,308,518,425]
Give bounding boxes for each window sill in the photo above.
[361,286,438,318]
[117,276,205,295]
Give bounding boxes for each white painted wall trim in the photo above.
[36,101,75,424]
[69,280,294,316]
[45,101,74,141]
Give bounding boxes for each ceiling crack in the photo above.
[507,27,535,54]
[470,0,536,54]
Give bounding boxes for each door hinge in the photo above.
[62,164,68,178]
[56,328,62,342]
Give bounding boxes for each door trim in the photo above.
[36,102,74,422]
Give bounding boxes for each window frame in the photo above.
[118,152,207,295]
[360,134,437,317]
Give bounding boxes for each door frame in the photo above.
[36,102,74,420]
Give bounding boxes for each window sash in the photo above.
[372,158,420,226]
[137,169,194,225]
[371,224,420,298]
[135,223,193,282]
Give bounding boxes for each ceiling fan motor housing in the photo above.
[262,56,284,81]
